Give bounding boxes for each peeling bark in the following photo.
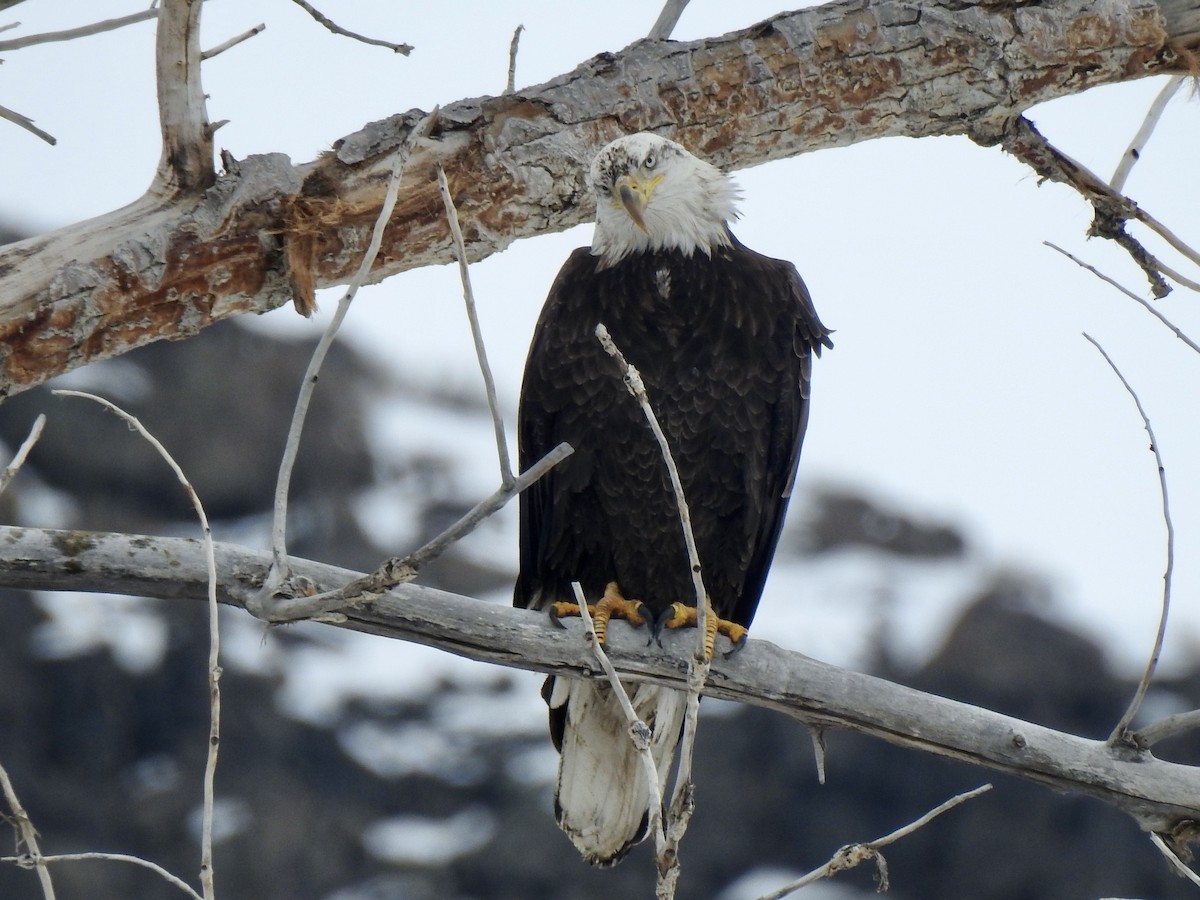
[0,0,1196,398]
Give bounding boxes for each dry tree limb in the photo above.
[437,165,513,484]
[756,784,994,900]
[997,116,1200,297]
[152,0,212,196]
[1077,340,1175,748]
[571,581,669,858]
[1151,832,1200,886]
[201,23,266,61]
[0,7,156,51]
[0,102,55,145]
[288,0,412,55]
[1046,243,1200,352]
[52,390,221,900]
[259,135,418,610]
[0,760,55,900]
[594,323,710,898]
[1110,74,1186,192]
[0,850,203,900]
[648,0,691,40]
[6,525,1200,841]
[505,24,524,94]
[270,440,573,622]
[0,412,44,496]
[1137,709,1200,747]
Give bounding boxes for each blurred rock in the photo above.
[794,487,965,559]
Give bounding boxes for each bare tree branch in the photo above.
[0,412,43,496]
[52,390,220,899]
[3,525,1200,844]
[261,133,419,606]
[648,0,692,40]
[505,24,523,94]
[0,760,55,899]
[1110,74,1186,192]
[201,23,266,62]
[0,8,156,51]
[1046,243,1200,352]
[1137,709,1200,747]
[571,581,669,860]
[288,0,412,55]
[1078,339,1175,747]
[0,102,55,145]
[437,165,513,484]
[269,440,572,622]
[152,0,212,195]
[756,784,993,899]
[3,0,1197,399]
[994,116,1200,297]
[0,850,203,900]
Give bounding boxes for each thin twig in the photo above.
[594,323,710,898]
[1110,76,1184,193]
[1136,709,1200,747]
[51,389,219,899]
[267,441,573,622]
[201,23,265,61]
[259,131,417,610]
[288,0,412,54]
[0,102,55,145]
[505,24,524,94]
[436,165,513,485]
[1151,833,1200,887]
[0,8,155,51]
[0,760,55,899]
[1045,243,1200,355]
[571,581,668,856]
[756,784,993,900]
[0,412,45,496]
[1,852,203,900]
[648,0,692,39]
[1078,339,1174,745]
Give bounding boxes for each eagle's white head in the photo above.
[588,133,740,268]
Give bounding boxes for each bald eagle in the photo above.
[515,133,831,865]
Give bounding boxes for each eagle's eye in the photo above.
[596,182,612,197]
[643,152,657,170]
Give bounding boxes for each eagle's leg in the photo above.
[654,601,748,659]
[548,581,650,645]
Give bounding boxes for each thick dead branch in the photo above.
[1,0,1197,398]
[2,525,1200,846]
[153,0,212,196]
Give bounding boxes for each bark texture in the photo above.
[0,0,1196,398]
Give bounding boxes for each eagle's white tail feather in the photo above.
[552,678,687,865]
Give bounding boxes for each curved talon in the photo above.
[721,630,749,659]
[548,601,585,629]
[650,600,749,660]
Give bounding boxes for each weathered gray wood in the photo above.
[1,0,1196,398]
[2,524,1198,838]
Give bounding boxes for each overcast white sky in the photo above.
[4,1,1199,672]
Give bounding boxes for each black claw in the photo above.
[650,607,675,648]
[721,632,749,659]
[547,607,568,629]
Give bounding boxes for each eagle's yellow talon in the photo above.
[655,599,747,659]
[548,582,648,645]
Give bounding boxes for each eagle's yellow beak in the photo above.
[614,173,663,232]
